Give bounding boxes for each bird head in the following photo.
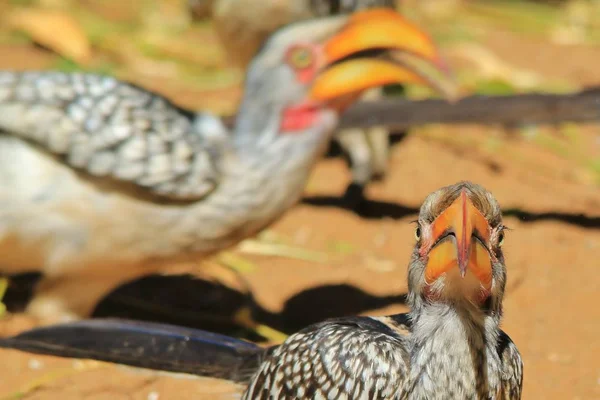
[408,182,507,316]
[234,8,455,148]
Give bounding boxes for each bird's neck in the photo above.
[168,107,335,254]
[231,100,282,151]
[228,102,333,185]
[408,302,502,398]
[222,103,335,215]
[229,93,337,156]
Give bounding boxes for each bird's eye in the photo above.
[414,226,421,241]
[497,231,505,247]
[287,46,314,70]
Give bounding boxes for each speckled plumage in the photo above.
[242,313,521,399]
[240,182,523,399]
[0,71,226,200]
[245,315,411,399]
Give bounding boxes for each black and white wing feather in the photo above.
[0,71,230,200]
[498,331,524,400]
[243,315,412,400]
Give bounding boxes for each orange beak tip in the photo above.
[459,264,467,278]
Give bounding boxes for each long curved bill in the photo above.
[425,190,493,291]
[310,8,458,103]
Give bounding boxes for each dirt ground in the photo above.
[0,18,599,400]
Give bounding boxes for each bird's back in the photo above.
[243,314,412,399]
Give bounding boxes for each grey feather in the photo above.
[0,71,228,201]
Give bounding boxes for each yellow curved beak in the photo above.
[310,8,457,103]
[425,190,493,291]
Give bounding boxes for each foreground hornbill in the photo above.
[190,0,404,204]
[0,181,523,399]
[0,9,453,323]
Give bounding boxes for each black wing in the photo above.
[0,318,263,383]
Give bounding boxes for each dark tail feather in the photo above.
[0,318,264,383]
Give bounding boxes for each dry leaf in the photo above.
[6,8,91,65]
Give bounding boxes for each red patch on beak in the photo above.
[281,103,319,132]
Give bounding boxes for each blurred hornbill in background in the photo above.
[0,10,454,329]
[0,181,523,399]
[190,0,409,206]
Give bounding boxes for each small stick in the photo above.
[338,88,600,131]
[219,88,600,131]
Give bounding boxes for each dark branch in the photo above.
[338,88,600,131]
[221,88,600,131]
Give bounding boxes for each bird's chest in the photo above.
[408,323,501,400]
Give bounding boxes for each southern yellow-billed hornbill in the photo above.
[0,9,452,322]
[0,182,523,399]
[190,0,405,204]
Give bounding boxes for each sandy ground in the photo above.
[0,24,599,400]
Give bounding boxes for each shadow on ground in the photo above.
[91,274,407,342]
[2,272,406,343]
[303,195,600,229]
[2,193,596,345]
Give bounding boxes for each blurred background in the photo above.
[0,0,598,399]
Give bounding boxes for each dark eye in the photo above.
[497,231,505,247]
[287,47,314,70]
[414,226,421,241]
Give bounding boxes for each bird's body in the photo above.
[245,312,521,399]
[0,10,452,321]
[0,72,334,319]
[0,72,328,260]
[0,181,523,399]
[242,181,523,399]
